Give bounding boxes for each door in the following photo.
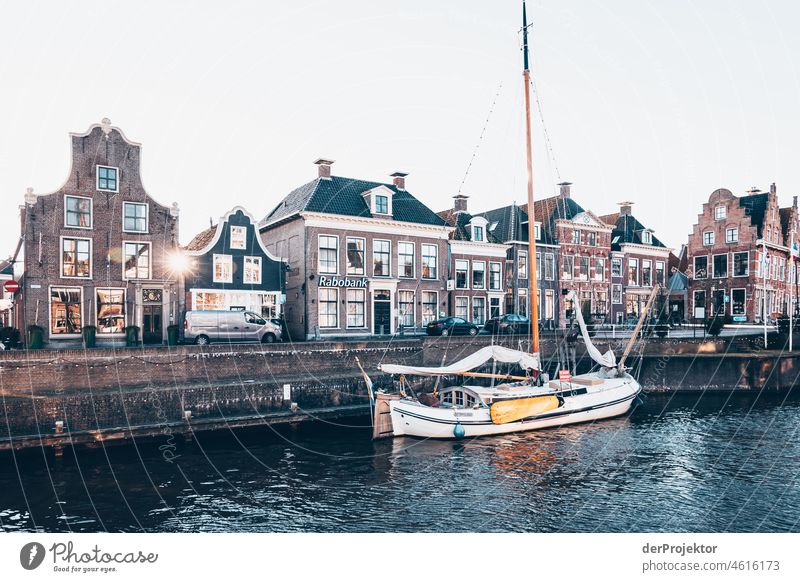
[373,290,391,335]
[142,305,163,344]
[242,311,266,341]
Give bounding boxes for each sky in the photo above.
[1,0,800,255]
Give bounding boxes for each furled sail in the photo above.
[565,290,617,368]
[378,345,540,376]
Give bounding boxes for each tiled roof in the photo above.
[186,225,217,251]
[261,176,447,227]
[475,204,528,243]
[602,212,667,250]
[436,209,502,243]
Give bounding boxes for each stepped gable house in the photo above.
[15,119,180,346]
[183,207,286,319]
[259,160,452,340]
[437,195,509,325]
[686,184,800,322]
[599,201,671,324]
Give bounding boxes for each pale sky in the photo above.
[2,0,799,256]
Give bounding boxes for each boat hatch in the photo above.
[440,387,484,408]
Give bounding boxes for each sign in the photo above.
[142,288,163,303]
[317,276,368,288]
[3,280,19,293]
[694,307,706,319]
[733,316,747,322]
[724,295,730,303]
[558,370,571,383]
[446,279,455,291]
[229,306,245,311]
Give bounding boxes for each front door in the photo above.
[142,305,163,344]
[373,290,391,335]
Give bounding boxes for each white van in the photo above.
[184,310,282,345]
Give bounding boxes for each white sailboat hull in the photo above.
[388,372,641,439]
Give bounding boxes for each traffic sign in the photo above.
[3,280,19,293]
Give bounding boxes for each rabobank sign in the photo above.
[318,276,369,288]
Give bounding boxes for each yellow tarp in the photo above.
[490,395,561,425]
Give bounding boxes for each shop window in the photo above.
[96,288,125,334]
[50,287,82,335]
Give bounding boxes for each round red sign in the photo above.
[3,280,20,293]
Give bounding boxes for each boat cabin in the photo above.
[437,384,553,408]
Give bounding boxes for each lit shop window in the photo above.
[96,288,125,334]
[50,287,82,335]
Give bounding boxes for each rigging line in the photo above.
[456,81,503,196]
[528,76,562,184]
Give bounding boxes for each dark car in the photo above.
[484,314,532,335]
[426,317,480,337]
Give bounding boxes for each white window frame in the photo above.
[372,239,391,277]
[454,295,469,320]
[373,193,391,215]
[455,259,470,289]
[694,255,709,279]
[489,261,502,290]
[230,225,247,250]
[641,231,652,244]
[714,205,727,220]
[421,291,439,325]
[212,253,233,284]
[398,290,415,328]
[612,283,623,304]
[472,260,486,290]
[59,236,92,279]
[243,256,262,285]
[562,255,574,280]
[471,296,487,325]
[642,260,652,286]
[346,236,366,276]
[611,257,622,278]
[544,253,555,281]
[627,258,638,286]
[733,251,749,277]
[95,287,127,335]
[398,241,415,279]
[122,201,149,234]
[318,287,339,329]
[594,257,605,282]
[48,285,83,337]
[517,250,528,279]
[421,243,438,279]
[122,240,153,280]
[731,287,747,316]
[346,288,367,329]
[726,227,738,244]
[472,225,485,242]
[318,234,339,275]
[703,231,715,246]
[96,165,119,193]
[655,261,665,285]
[534,222,541,240]
[712,253,729,279]
[64,195,93,229]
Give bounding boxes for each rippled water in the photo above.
[2,391,799,532]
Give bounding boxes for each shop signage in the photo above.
[142,289,163,303]
[318,276,368,288]
[733,316,747,322]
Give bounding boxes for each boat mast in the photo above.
[522,0,540,354]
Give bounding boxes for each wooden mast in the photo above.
[522,1,540,355]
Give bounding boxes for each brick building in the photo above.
[437,195,509,325]
[259,160,451,340]
[14,119,181,346]
[686,184,799,323]
[0,259,13,327]
[599,202,671,324]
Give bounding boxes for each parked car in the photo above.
[184,310,282,345]
[484,314,532,335]
[426,317,480,337]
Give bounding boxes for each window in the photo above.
[545,289,554,320]
[611,257,622,278]
[588,232,597,246]
[211,253,232,283]
[61,237,91,278]
[733,252,748,277]
[594,258,605,282]
[50,287,82,335]
[318,235,338,275]
[374,194,389,214]
[713,254,728,278]
[399,291,415,327]
[96,288,125,334]
[703,231,715,246]
[473,225,484,242]
[562,255,574,280]
[472,261,486,289]
[544,253,555,280]
[65,196,92,228]
[694,256,708,279]
[489,297,501,318]
[693,290,706,316]
[123,202,148,233]
[655,261,665,285]
[572,230,580,244]
[422,291,438,324]
[472,297,486,325]
[244,256,262,284]
[579,256,589,280]
[517,251,528,279]
[455,260,469,289]
[642,231,652,245]
[714,205,726,220]
[455,296,468,319]
[373,240,390,277]
[595,291,608,315]
[627,258,638,286]
[489,262,501,290]
[398,242,415,278]
[536,252,541,280]
[421,244,437,279]
[346,289,365,328]
[230,226,247,249]
[642,260,652,286]
[732,288,746,316]
[726,227,738,244]
[612,284,622,304]
[97,166,118,192]
[534,223,541,240]
[346,237,365,275]
[194,292,226,310]
[319,288,338,328]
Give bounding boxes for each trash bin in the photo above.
[27,325,44,349]
[125,325,140,347]
[167,324,179,346]
[82,325,97,348]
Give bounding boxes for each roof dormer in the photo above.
[362,185,394,218]
[469,215,489,242]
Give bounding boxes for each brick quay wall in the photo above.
[0,335,796,449]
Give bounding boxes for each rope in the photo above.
[456,81,503,195]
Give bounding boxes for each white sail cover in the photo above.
[379,345,540,376]
[565,290,617,368]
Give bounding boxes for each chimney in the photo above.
[314,158,335,180]
[390,171,408,191]
[558,181,572,198]
[618,201,634,216]
[746,186,760,194]
[794,195,798,209]
[771,182,777,195]
[453,194,469,213]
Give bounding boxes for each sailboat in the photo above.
[366,1,653,440]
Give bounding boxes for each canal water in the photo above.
[1,391,799,532]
